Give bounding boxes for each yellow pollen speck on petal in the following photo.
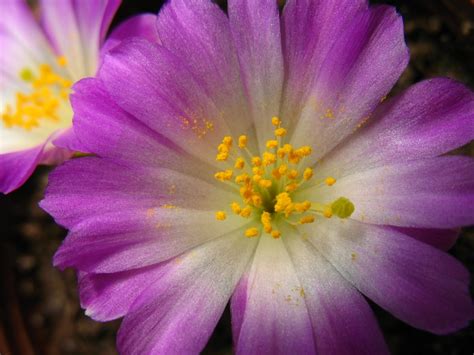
[231,202,242,214]
[300,215,315,224]
[303,168,313,181]
[266,139,278,149]
[245,227,259,238]
[215,211,227,220]
[275,127,287,137]
[238,135,248,148]
[272,116,281,126]
[271,230,281,239]
[234,157,245,169]
[57,56,67,67]
[325,176,336,186]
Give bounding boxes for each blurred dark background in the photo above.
[1,0,473,354]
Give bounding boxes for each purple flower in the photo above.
[0,0,153,193]
[41,0,474,353]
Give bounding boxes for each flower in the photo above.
[0,0,147,193]
[41,0,474,354]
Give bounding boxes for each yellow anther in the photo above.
[266,139,278,149]
[259,179,272,188]
[284,203,295,217]
[251,194,262,207]
[275,127,287,137]
[216,152,229,161]
[303,168,313,181]
[57,56,67,67]
[235,173,249,184]
[222,136,233,146]
[252,156,262,167]
[214,169,233,181]
[231,202,242,214]
[240,206,252,218]
[238,135,248,148]
[287,169,298,180]
[245,227,259,238]
[285,183,298,192]
[262,152,276,166]
[274,192,292,213]
[215,211,227,221]
[294,201,311,212]
[218,143,229,153]
[252,174,262,183]
[300,215,315,224]
[271,230,281,239]
[234,157,245,169]
[272,168,282,180]
[323,207,333,218]
[261,211,272,233]
[271,116,281,126]
[325,176,336,186]
[278,164,288,175]
[252,166,264,175]
[299,146,312,156]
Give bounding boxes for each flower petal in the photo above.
[228,0,284,148]
[156,0,254,141]
[231,234,316,354]
[39,0,120,78]
[300,219,474,334]
[101,13,160,55]
[301,156,474,228]
[99,38,230,166]
[283,229,389,355]
[391,227,459,251]
[287,5,409,163]
[317,78,474,177]
[117,231,257,354]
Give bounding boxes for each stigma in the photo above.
[214,117,355,239]
[1,57,72,131]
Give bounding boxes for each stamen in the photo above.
[325,176,336,186]
[245,227,259,238]
[215,211,227,220]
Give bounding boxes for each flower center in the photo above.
[1,56,72,131]
[214,117,355,239]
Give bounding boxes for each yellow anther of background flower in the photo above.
[245,228,259,238]
[215,211,227,220]
[325,176,336,186]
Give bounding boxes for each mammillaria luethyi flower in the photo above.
[41,0,474,353]
[0,0,160,193]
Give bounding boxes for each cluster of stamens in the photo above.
[1,56,71,130]
[214,117,354,239]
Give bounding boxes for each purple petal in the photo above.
[78,264,168,321]
[283,230,389,355]
[99,38,230,166]
[156,0,253,140]
[228,0,284,147]
[117,232,257,354]
[304,156,474,228]
[40,0,120,77]
[318,78,474,177]
[301,219,474,334]
[0,143,44,194]
[231,235,316,354]
[287,5,409,163]
[101,13,160,55]
[391,226,459,251]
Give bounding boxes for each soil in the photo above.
[1,0,473,354]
